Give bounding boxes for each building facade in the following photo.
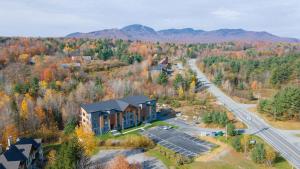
[0,138,43,169]
[80,95,156,135]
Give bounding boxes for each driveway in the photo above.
[90,149,167,169]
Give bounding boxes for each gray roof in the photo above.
[121,95,153,107]
[81,95,154,113]
[0,138,41,169]
[151,64,166,71]
[15,144,32,159]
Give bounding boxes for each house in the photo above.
[71,56,92,62]
[0,138,43,169]
[60,63,81,69]
[158,57,168,65]
[150,57,173,75]
[80,95,157,135]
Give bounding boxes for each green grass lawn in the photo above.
[145,120,178,129]
[96,120,177,141]
[216,135,291,169]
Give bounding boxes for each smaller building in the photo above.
[80,95,157,135]
[0,138,43,169]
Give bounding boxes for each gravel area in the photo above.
[90,148,167,169]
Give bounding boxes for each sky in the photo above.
[1,0,300,38]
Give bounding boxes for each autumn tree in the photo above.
[265,146,277,166]
[189,79,196,98]
[177,86,184,98]
[75,125,97,155]
[19,53,30,63]
[241,134,250,154]
[1,124,19,147]
[108,155,131,169]
[42,68,54,82]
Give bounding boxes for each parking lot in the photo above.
[142,127,215,158]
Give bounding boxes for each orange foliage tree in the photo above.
[108,155,131,169]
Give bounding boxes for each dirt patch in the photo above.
[195,136,230,162]
[248,107,300,130]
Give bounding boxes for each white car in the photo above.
[162,126,173,130]
[110,130,121,136]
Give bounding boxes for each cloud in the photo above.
[0,0,299,38]
[212,8,241,21]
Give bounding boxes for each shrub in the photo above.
[227,122,236,136]
[170,100,181,108]
[202,111,228,127]
[231,136,242,152]
[251,143,266,164]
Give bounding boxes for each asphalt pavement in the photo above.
[189,59,300,169]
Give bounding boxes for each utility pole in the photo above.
[244,139,247,155]
[226,124,228,141]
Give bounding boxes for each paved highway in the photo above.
[189,59,300,169]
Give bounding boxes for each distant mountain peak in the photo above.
[121,24,156,33]
[66,24,300,43]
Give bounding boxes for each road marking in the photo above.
[189,59,300,169]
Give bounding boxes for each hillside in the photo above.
[66,24,300,43]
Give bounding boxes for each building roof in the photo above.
[2,145,27,162]
[0,163,6,169]
[81,95,154,113]
[15,138,41,149]
[15,144,32,159]
[0,138,41,169]
[121,95,153,107]
[150,64,166,71]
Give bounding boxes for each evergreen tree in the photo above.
[214,70,223,86]
[157,72,168,86]
[49,137,83,169]
[251,143,266,164]
[227,122,236,136]
[231,136,242,152]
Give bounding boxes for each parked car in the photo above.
[162,126,173,130]
[110,130,121,136]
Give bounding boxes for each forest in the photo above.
[0,37,201,148]
[198,44,300,121]
[0,37,300,168]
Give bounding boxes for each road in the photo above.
[91,149,167,169]
[164,117,253,136]
[189,59,300,169]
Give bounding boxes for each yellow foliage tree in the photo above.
[20,94,32,119]
[241,135,250,154]
[265,146,277,166]
[40,80,48,89]
[75,125,97,155]
[177,86,184,98]
[47,150,56,165]
[189,79,196,98]
[19,53,30,63]
[21,98,29,119]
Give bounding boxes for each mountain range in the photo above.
[66,24,300,43]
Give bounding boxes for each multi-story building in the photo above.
[80,95,156,135]
[0,138,43,169]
